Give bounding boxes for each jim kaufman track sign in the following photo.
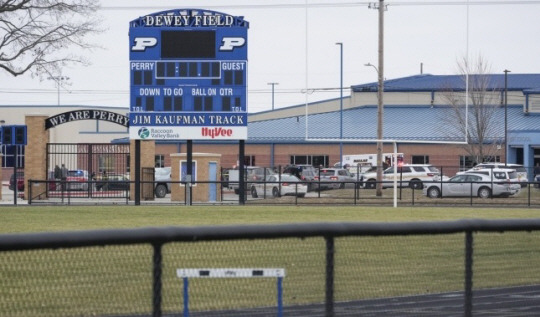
[128,9,249,140]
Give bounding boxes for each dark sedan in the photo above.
[96,174,130,191]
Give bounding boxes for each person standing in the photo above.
[54,165,61,180]
[61,164,68,190]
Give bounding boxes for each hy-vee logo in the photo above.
[131,37,245,51]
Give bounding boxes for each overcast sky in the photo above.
[1,0,539,113]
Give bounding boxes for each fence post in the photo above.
[325,236,335,317]
[295,183,298,205]
[318,168,321,198]
[469,182,473,206]
[412,184,415,206]
[28,180,32,205]
[528,183,531,207]
[153,243,163,317]
[354,182,357,205]
[464,231,473,317]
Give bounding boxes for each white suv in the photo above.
[459,167,521,193]
[470,163,528,187]
[362,164,441,189]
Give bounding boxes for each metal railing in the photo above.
[1,219,540,316]
[25,178,540,207]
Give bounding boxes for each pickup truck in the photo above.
[154,167,171,198]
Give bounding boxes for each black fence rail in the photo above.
[1,219,540,316]
[27,178,540,207]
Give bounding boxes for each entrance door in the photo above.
[208,162,217,201]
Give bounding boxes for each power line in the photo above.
[389,1,540,5]
[101,1,540,10]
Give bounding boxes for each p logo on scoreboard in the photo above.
[132,37,157,51]
[219,37,245,51]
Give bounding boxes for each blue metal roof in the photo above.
[247,105,536,143]
[352,74,540,92]
[109,73,540,145]
[110,105,537,145]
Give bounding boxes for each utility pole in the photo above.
[267,82,279,110]
[47,75,70,106]
[376,0,385,196]
[336,42,343,165]
[504,69,510,166]
[368,1,385,196]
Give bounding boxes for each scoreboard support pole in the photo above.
[239,140,245,205]
[177,268,285,317]
[186,140,193,206]
[135,140,141,205]
[13,146,18,206]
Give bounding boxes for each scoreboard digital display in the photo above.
[128,9,249,140]
[161,31,216,59]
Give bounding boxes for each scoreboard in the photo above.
[128,9,249,140]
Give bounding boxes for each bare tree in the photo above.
[0,0,102,78]
[440,55,503,165]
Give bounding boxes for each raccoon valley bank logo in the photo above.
[138,127,150,139]
[137,127,180,139]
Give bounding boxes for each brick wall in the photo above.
[24,115,49,200]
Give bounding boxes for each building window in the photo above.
[482,156,501,163]
[243,155,255,166]
[290,155,329,167]
[1,145,24,168]
[233,155,255,167]
[459,155,501,170]
[155,154,165,168]
[412,155,429,164]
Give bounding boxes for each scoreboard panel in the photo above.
[128,9,249,140]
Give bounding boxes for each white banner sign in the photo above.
[129,126,247,140]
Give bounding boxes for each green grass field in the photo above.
[2,205,540,233]
[1,205,540,316]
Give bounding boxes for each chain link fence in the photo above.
[1,220,540,316]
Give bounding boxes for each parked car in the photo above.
[467,163,528,187]
[423,173,520,198]
[228,166,276,194]
[250,174,307,198]
[314,168,356,190]
[154,167,171,198]
[66,169,89,191]
[9,172,24,191]
[363,164,441,189]
[96,174,129,191]
[282,165,318,191]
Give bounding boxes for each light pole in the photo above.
[504,69,510,166]
[336,42,343,166]
[47,75,70,106]
[267,82,279,110]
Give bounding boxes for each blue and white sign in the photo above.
[128,9,249,140]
